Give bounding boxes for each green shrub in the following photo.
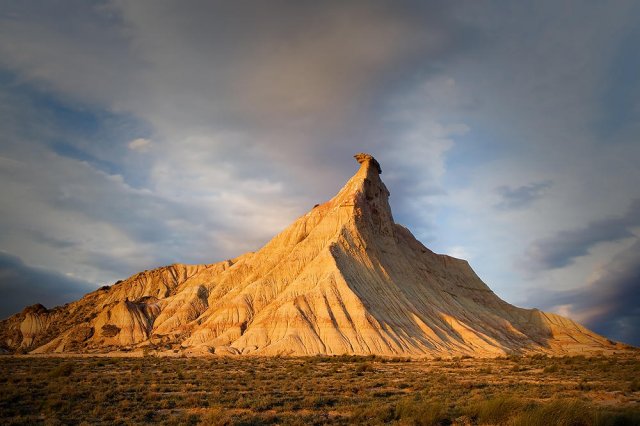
[578,379,592,391]
[511,399,640,426]
[355,363,375,373]
[302,395,337,408]
[593,407,640,426]
[512,399,592,426]
[531,353,548,360]
[395,395,449,425]
[198,408,231,426]
[465,395,525,424]
[48,363,74,378]
[350,403,395,424]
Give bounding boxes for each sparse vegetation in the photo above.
[394,394,449,425]
[0,354,638,425]
[47,362,74,378]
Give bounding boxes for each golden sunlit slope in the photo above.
[0,154,625,357]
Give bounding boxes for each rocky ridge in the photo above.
[0,154,626,357]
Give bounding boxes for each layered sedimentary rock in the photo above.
[0,154,625,357]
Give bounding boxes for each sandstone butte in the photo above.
[0,154,631,358]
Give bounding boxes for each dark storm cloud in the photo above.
[27,230,76,250]
[0,252,92,319]
[495,180,552,210]
[532,238,640,346]
[524,198,640,270]
[596,9,640,140]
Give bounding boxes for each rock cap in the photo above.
[354,152,382,174]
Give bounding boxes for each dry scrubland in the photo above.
[1,354,639,425]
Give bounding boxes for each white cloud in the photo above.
[128,138,151,152]
[447,246,471,260]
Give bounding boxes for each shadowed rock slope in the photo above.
[0,154,625,357]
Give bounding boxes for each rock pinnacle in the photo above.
[354,152,382,174]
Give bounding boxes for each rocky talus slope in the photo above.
[0,154,625,356]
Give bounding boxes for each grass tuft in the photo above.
[48,363,74,378]
[465,394,526,424]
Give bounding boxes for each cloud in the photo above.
[0,74,314,287]
[533,238,640,346]
[128,138,151,152]
[0,0,639,346]
[0,252,93,319]
[523,199,640,271]
[0,1,139,107]
[495,180,552,210]
[448,246,472,260]
[0,1,473,278]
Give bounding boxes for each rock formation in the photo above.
[0,154,626,357]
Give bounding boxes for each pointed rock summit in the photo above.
[0,154,625,356]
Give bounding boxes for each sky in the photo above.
[0,1,638,345]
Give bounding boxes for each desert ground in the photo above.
[1,353,639,425]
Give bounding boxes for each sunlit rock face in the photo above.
[0,154,625,357]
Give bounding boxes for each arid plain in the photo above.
[2,353,640,425]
